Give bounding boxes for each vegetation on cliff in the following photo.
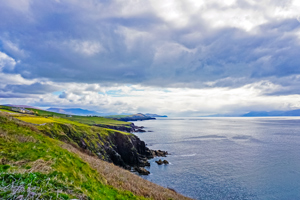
[0,109,191,199]
[0,113,141,199]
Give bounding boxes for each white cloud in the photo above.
[1,0,300,115]
[0,52,17,71]
[2,81,299,116]
[0,73,34,86]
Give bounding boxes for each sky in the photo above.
[1,0,300,116]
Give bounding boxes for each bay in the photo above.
[133,117,300,200]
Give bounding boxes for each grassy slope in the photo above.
[69,116,131,126]
[15,116,56,124]
[0,106,19,114]
[25,108,132,127]
[0,112,192,200]
[0,113,144,200]
[1,106,132,128]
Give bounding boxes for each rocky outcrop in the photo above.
[151,150,168,157]
[95,123,147,133]
[155,159,169,165]
[95,124,134,132]
[134,167,150,175]
[106,131,152,169]
[40,122,167,173]
[163,160,169,164]
[135,128,146,132]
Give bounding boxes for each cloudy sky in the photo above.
[1,0,300,116]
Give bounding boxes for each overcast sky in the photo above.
[1,0,300,116]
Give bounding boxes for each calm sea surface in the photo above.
[132,117,300,200]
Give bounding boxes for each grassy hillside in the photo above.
[0,106,19,114]
[0,113,143,199]
[0,105,132,129]
[0,112,191,200]
[69,115,131,126]
[25,108,132,127]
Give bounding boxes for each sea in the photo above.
[132,117,300,200]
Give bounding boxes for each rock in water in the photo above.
[155,159,163,165]
[135,167,150,175]
[155,159,169,165]
[136,129,146,132]
[151,150,168,157]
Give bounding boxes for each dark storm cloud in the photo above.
[0,0,300,95]
[0,93,34,98]
[3,83,58,94]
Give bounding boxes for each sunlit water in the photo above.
[132,117,300,200]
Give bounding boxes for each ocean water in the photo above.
[133,117,300,200]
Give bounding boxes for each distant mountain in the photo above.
[242,109,300,117]
[47,108,101,116]
[145,113,167,117]
[107,113,156,121]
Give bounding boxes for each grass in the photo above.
[15,116,56,124]
[64,144,192,200]
[0,113,146,199]
[0,172,84,199]
[24,108,132,127]
[67,116,131,126]
[25,108,67,118]
[15,115,90,127]
[0,109,19,114]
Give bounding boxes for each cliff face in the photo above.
[94,123,146,133]
[39,123,162,170]
[107,132,152,168]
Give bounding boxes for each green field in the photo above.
[26,108,67,117]
[69,116,131,126]
[0,113,145,199]
[16,116,56,124]
[24,108,131,127]
[0,109,19,114]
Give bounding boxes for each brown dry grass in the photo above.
[62,143,193,200]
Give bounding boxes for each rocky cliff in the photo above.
[95,123,146,133]
[39,122,166,171]
[94,124,134,133]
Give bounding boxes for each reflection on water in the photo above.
[133,117,300,200]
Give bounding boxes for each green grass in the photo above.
[0,106,19,114]
[0,113,146,200]
[0,106,14,110]
[15,115,90,127]
[15,116,56,124]
[68,116,131,126]
[26,108,67,117]
[0,172,83,199]
[24,108,132,127]
[52,117,90,127]
[0,109,19,114]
